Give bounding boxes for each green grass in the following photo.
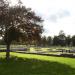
[0,52,75,75]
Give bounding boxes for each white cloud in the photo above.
[49,10,70,22]
[21,0,75,36]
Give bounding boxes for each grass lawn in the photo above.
[0,52,75,75]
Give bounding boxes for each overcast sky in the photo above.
[11,0,75,36]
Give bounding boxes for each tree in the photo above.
[53,36,59,46]
[65,35,71,46]
[53,30,66,46]
[41,36,47,46]
[46,36,52,46]
[71,35,75,46]
[0,0,43,60]
[58,30,66,46]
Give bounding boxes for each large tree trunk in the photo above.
[6,44,10,60]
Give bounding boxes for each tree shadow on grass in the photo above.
[0,57,75,75]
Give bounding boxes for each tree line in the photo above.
[40,30,75,47]
[1,30,75,47]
